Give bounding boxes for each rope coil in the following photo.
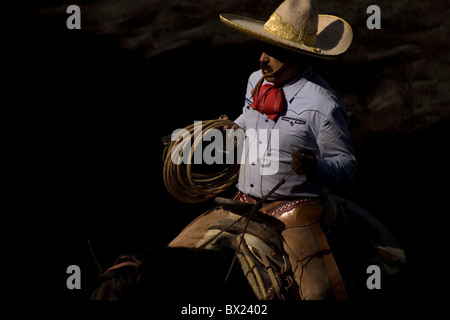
[163,119,240,203]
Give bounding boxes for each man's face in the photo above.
[258,42,304,86]
[260,51,284,84]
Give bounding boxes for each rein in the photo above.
[223,161,302,281]
[196,161,303,282]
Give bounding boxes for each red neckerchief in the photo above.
[250,84,286,121]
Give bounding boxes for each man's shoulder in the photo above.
[304,68,337,95]
[248,69,263,87]
[291,68,342,115]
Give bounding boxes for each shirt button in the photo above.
[265,118,269,122]
[250,184,254,188]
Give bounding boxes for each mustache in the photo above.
[260,64,274,73]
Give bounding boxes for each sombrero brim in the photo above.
[220,13,353,58]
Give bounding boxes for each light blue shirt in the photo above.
[234,66,356,199]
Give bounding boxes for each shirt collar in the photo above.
[260,65,312,103]
[282,65,312,104]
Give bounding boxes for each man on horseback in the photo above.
[169,0,356,300]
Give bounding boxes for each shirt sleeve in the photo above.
[312,105,357,187]
[234,113,246,130]
[234,71,260,130]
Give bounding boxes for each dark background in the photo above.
[19,0,449,309]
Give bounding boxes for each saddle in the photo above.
[212,193,348,300]
[195,210,297,300]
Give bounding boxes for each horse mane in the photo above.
[90,253,142,300]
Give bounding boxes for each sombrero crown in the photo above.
[220,0,352,58]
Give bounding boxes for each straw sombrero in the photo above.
[220,0,353,58]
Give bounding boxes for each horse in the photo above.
[90,195,408,301]
[90,246,257,301]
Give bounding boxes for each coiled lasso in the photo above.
[162,119,240,203]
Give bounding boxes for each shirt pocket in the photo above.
[277,116,318,152]
[280,116,306,126]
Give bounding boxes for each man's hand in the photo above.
[291,148,318,179]
[219,115,240,131]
